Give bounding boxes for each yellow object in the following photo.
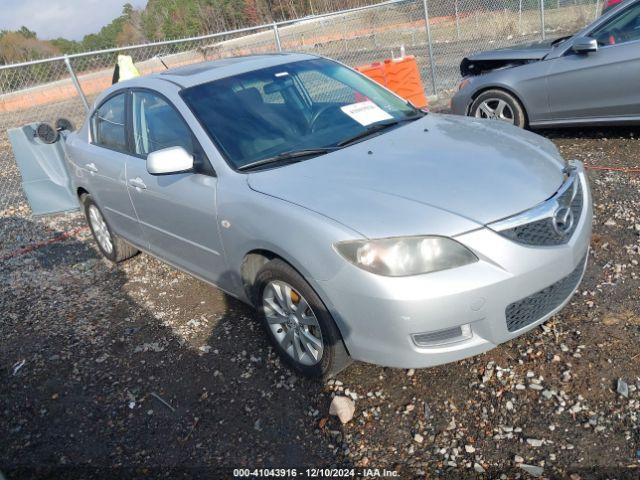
[290,290,300,304]
[117,55,140,82]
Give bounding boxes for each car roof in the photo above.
[153,52,319,88]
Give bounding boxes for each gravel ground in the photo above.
[1,124,639,479]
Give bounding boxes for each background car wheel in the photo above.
[254,259,351,378]
[81,194,139,263]
[470,89,527,128]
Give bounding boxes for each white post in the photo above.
[422,0,438,96]
[273,23,282,52]
[455,0,460,40]
[540,0,546,40]
[64,55,89,113]
[519,0,523,34]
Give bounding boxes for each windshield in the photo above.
[181,58,419,169]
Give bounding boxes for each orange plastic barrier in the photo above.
[356,55,428,109]
[356,61,387,86]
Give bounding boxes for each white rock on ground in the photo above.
[519,464,544,477]
[329,395,355,424]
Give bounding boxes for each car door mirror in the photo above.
[572,37,598,54]
[146,146,194,175]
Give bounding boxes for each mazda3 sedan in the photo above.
[11,53,592,378]
[452,0,640,128]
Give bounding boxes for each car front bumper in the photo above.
[450,86,474,116]
[317,162,592,368]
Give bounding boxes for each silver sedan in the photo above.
[452,0,640,128]
[12,53,592,378]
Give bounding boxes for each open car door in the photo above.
[8,123,79,215]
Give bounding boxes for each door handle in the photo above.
[85,162,98,173]
[129,177,147,189]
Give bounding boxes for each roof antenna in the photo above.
[156,56,169,70]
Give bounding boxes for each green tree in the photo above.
[17,26,37,39]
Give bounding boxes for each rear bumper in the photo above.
[318,163,592,368]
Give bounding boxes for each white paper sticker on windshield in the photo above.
[340,101,393,126]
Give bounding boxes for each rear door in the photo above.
[70,91,145,246]
[546,1,640,121]
[124,89,226,284]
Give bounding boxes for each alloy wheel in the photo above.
[475,99,515,124]
[88,204,113,255]
[262,280,324,366]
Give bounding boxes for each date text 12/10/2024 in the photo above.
[233,468,400,478]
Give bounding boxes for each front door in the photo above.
[546,2,640,121]
[125,89,227,284]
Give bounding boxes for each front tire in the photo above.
[81,194,138,263]
[470,89,527,128]
[254,259,351,378]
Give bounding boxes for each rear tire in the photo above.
[254,259,351,378]
[81,194,138,263]
[470,89,527,128]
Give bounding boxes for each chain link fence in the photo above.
[0,0,600,218]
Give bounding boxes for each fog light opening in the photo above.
[411,324,473,348]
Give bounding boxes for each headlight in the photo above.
[334,236,478,277]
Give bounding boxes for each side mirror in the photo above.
[146,146,194,175]
[572,37,598,54]
[35,123,59,144]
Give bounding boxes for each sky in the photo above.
[0,0,148,40]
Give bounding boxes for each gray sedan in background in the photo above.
[452,0,640,128]
[12,53,591,378]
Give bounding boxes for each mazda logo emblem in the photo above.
[552,206,574,236]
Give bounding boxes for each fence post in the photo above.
[422,0,438,97]
[273,22,282,52]
[519,0,523,34]
[454,0,460,40]
[540,0,546,40]
[64,55,89,113]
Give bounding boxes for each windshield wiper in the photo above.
[237,148,338,171]
[336,113,424,148]
[336,121,399,147]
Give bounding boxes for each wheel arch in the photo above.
[240,249,279,305]
[239,247,350,344]
[240,248,320,306]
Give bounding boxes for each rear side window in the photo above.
[92,93,127,151]
[131,91,194,156]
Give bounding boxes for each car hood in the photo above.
[247,114,566,239]
[466,39,555,62]
[460,39,557,75]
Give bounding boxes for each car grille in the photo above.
[505,253,587,332]
[499,177,583,246]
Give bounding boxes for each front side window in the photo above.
[592,2,640,45]
[131,91,194,156]
[92,93,126,151]
[181,58,419,169]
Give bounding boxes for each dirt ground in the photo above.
[1,123,639,479]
